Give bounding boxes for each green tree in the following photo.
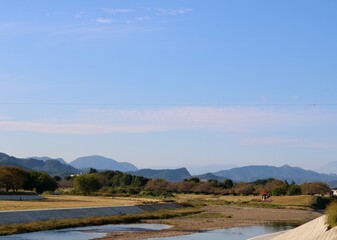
[223,179,234,189]
[24,171,58,194]
[54,176,62,181]
[186,177,200,183]
[74,174,101,195]
[88,168,98,174]
[286,182,301,195]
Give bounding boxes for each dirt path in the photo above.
[96,205,322,240]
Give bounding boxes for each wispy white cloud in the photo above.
[127,16,151,24]
[96,18,112,24]
[135,16,151,21]
[0,121,163,134]
[104,8,134,14]
[239,137,301,145]
[155,8,192,16]
[1,106,336,135]
[79,107,304,133]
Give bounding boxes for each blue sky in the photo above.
[1,1,337,171]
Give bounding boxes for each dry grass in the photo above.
[218,195,261,202]
[175,194,315,208]
[0,194,316,212]
[268,195,316,206]
[176,194,260,202]
[0,195,159,211]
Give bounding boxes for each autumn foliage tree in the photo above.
[0,166,27,192]
[300,182,330,195]
[233,182,255,195]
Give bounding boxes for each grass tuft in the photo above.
[326,201,337,228]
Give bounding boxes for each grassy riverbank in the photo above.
[0,194,321,211]
[0,195,159,211]
[0,194,325,237]
[0,208,200,236]
[98,204,322,240]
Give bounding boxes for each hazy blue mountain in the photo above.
[130,168,191,182]
[0,152,79,177]
[28,156,67,165]
[213,165,337,184]
[186,164,237,175]
[70,155,138,172]
[318,161,337,174]
[195,173,226,182]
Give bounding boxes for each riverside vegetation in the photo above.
[0,165,335,236]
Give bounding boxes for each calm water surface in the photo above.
[149,225,293,240]
[0,224,171,240]
[0,224,293,240]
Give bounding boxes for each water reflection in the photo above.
[0,224,294,240]
[0,224,171,240]
[148,225,294,240]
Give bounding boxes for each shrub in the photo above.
[312,196,332,210]
[326,201,337,228]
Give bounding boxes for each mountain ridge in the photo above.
[212,164,337,184]
[130,167,191,182]
[0,152,79,177]
[27,156,67,165]
[69,155,138,172]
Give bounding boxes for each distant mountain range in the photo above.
[211,165,337,184]
[27,156,67,165]
[2,152,337,185]
[0,153,79,177]
[185,164,237,175]
[69,155,138,172]
[196,173,226,182]
[130,168,191,182]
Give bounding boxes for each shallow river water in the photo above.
[149,225,293,240]
[0,224,293,240]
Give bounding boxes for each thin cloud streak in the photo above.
[96,18,112,24]
[135,17,150,21]
[0,121,165,134]
[155,8,192,16]
[239,137,301,145]
[82,107,302,132]
[104,8,134,14]
[1,107,335,135]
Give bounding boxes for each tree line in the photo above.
[0,166,57,194]
[142,178,330,196]
[0,165,331,196]
[66,169,331,197]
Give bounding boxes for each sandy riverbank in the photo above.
[96,205,322,240]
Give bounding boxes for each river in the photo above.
[0,223,293,240]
